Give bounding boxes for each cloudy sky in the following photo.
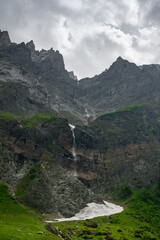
[0,0,160,79]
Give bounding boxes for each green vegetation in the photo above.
[15,164,43,198]
[22,113,59,128]
[50,183,160,239]
[0,112,15,120]
[60,111,81,122]
[0,182,59,239]
[115,185,133,200]
[111,105,144,114]
[1,180,160,239]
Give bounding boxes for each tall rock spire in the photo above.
[0,30,11,47]
[26,40,36,52]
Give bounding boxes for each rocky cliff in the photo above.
[0,30,87,124]
[73,106,160,194]
[0,112,100,217]
[0,30,11,47]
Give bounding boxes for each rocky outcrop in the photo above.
[26,40,35,52]
[0,30,11,47]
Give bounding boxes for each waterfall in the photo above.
[69,124,77,176]
[85,108,90,119]
[69,124,77,161]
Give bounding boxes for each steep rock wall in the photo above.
[73,107,160,193]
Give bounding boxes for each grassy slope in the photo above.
[51,183,160,240]
[0,183,60,240]
[3,178,160,240]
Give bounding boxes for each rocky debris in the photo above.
[46,224,58,235]
[83,221,98,228]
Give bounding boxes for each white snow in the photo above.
[46,201,123,223]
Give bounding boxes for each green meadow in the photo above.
[1,181,160,239]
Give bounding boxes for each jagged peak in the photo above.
[0,30,11,47]
[69,71,78,81]
[26,40,36,52]
[110,56,137,70]
[116,56,124,61]
[114,56,128,64]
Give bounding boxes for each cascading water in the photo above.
[85,108,90,119]
[69,124,77,176]
[69,124,77,161]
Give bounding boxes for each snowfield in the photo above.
[46,201,123,222]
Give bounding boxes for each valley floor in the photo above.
[1,182,160,239]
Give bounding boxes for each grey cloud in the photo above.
[120,23,139,35]
[0,0,160,78]
[145,2,160,26]
[64,31,126,78]
[137,0,160,27]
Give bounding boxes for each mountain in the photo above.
[1,29,160,221]
[73,106,160,194]
[1,30,160,124]
[76,56,160,118]
[0,30,87,125]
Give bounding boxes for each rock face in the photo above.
[0,30,86,124]
[76,57,160,119]
[73,106,160,193]
[0,114,100,217]
[0,30,11,47]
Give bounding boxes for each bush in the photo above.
[118,185,133,199]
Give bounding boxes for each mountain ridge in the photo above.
[1,29,160,219]
[1,30,160,123]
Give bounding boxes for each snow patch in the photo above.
[46,201,123,222]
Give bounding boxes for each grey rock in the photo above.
[0,30,11,47]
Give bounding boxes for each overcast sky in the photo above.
[0,0,160,79]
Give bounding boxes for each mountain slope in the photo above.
[0,30,87,124]
[50,182,160,239]
[0,183,59,240]
[1,30,160,123]
[76,57,160,118]
[73,106,160,193]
